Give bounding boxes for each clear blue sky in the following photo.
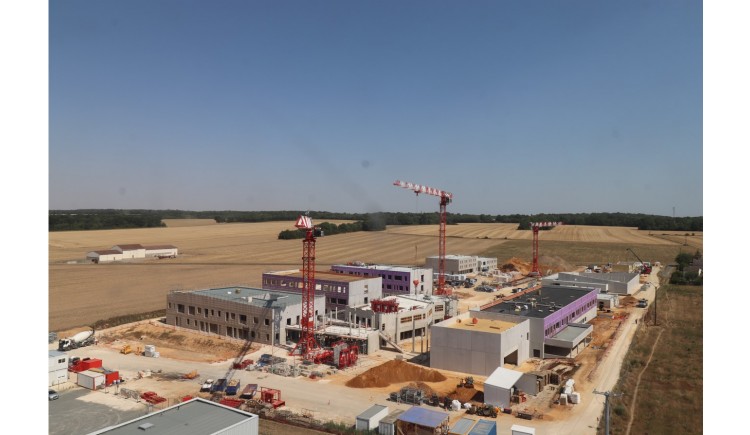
[48,0,702,216]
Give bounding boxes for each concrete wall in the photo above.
[166,291,324,346]
[484,384,512,409]
[430,313,530,376]
[556,272,639,295]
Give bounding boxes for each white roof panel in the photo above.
[485,367,524,389]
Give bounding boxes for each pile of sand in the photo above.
[345,360,446,388]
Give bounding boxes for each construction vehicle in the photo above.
[201,379,214,392]
[458,376,475,389]
[478,403,499,417]
[637,298,648,308]
[225,379,241,395]
[120,344,132,355]
[626,248,652,274]
[210,378,227,393]
[58,329,96,351]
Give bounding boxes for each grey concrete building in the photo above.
[543,272,640,295]
[87,397,258,435]
[425,255,497,275]
[166,287,325,346]
[430,312,530,376]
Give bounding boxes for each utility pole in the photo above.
[593,389,623,434]
[653,286,658,326]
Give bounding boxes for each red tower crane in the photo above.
[529,221,562,277]
[393,180,453,296]
[289,214,327,361]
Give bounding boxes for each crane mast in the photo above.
[393,180,453,295]
[290,215,323,360]
[529,221,562,277]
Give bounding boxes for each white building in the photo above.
[543,272,640,295]
[86,243,178,263]
[331,264,433,296]
[483,367,540,409]
[49,350,68,387]
[425,255,497,275]
[86,397,259,435]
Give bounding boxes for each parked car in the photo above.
[201,379,214,392]
[49,390,59,400]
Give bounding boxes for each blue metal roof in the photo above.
[398,406,449,428]
[468,420,497,435]
[449,417,477,434]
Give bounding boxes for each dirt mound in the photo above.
[503,257,532,275]
[345,360,447,388]
[537,255,576,274]
[448,386,485,403]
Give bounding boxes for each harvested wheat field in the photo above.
[49,221,700,331]
[161,218,218,227]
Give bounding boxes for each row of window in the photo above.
[544,298,596,336]
[171,303,264,326]
[262,278,349,293]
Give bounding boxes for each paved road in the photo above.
[49,388,145,435]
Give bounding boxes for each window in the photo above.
[188,306,196,315]
[401,316,412,323]
[251,331,256,338]
[287,318,291,325]
[168,303,172,309]
[177,304,185,313]
[231,313,236,320]
[264,318,270,326]
[197,307,201,314]
[186,319,191,325]
[58,358,65,364]
[240,314,247,324]
[253,317,259,324]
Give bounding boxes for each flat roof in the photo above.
[333,264,428,272]
[450,418,477,434]
[550,324,592,342]
[482,286,597,318]
[267,270,375,283]
[185,287,314,309]
[485,367,524,389]
[358,404,389,419]
[87,398,257,435]
[446,317,519,334]
[380,409,405,424]
[398,406,449,428]
[49,350,66,358]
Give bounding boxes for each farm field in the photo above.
[606,285,703,434]
[49,222,702,331]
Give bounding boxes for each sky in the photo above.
[45,0,703,216]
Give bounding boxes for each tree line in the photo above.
[49,209,702,232]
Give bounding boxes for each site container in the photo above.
[69,358,102,373]
[511,424,536,435]
[356,404,389,431]
[89,367,120,386]
[211,378,227,393]
[77,370,105,390]
[467,420,496,435]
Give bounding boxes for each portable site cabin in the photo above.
[77,370,105,390]
[449,418,477,435]
[49,350,68,387]
[378,409,404,435]
[511,424,537,435]
[468,420,497,435]
[355,404,389,431]
[396,406,450,435]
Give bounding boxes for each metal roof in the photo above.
[49,350,66,358]
[357,404,388,420]
[468,420,497,435]
[86,398,257,435]
[449,418,477,434]
[112,244,144,250]
[380,409,405,424]
[187,287,309,309]
[398,406,449,428]
[485,367,524,389]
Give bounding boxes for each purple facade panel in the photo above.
[330,265,412,296]
[542,290,599,337]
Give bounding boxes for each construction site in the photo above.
[49,181,674,435]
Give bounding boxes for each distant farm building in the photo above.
[86,244,178,263]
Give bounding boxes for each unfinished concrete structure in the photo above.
[261,269,382,314]
[425,255,497,275]
[431,313,530,376]
[431,285,599,375]
[543,272,639,295]
[166,287,325,346]
[330,264,433,296]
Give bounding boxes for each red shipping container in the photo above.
[89,367,120,385]
[81,358,103,371]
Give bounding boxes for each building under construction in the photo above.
[165,287,325,346]
[330,263,433,297]
[430,285,599,376]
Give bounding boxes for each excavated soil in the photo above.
[345,360,447,388]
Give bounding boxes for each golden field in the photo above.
[49,221,702,331]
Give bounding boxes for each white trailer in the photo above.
[511,424,536,435]
[356,404,388,431]
[77,370,105,390]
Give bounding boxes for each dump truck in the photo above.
[58,329,96,351]
[210,378,227,393]
[225,379,241,396]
